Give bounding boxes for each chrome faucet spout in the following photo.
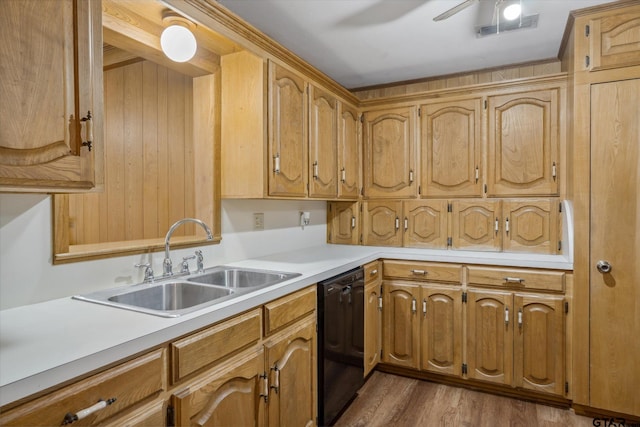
[163,218,213,276]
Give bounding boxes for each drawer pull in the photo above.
[503,277,524,284]
[370,269,378,276]
[62,398,116,425]
[411,269,427,275]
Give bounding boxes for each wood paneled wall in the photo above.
[68,60,197,245]
[353,59,561,100]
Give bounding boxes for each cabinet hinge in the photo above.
[462,292,467,303]
[462,363,468,375]
[558,240,562,252]
[360,187,364,196]
[585,55,590,67]
[360,203,363,212]
[585,25,590,37]
[328,232,332,242]
[418,185,421,195]
[447,203,452,212]
[484,184,487,194]
[565,301,569,314]
[483,100,487,109]
[559,202,562,213]
[565,381,569,394]
[360,114,365,123]
[167,405,175,427]
[360,234,363,244]
[447,237,452,247]
[418,108,421,117]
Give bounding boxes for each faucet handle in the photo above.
[135,263,154,283]
[181,255,196,274]
[195,250,205,273]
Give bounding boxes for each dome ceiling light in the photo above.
[160,10,197,63]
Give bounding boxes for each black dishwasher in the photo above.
[317,267,365,426]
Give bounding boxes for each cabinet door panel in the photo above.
[420,98,482,197]
[382,282,420,369]
[514,294,564,396]
[362,201,403,247]
[503,199,560,254]
[451,200,501,251]
[172,348,265,427]
[487,88,559,196]
[363,107,417,198]
[338,102,361,199]
[364,280,382,377]
[466,290,513,386]
[265,318,316,427]
[0,0,102,191]
[420,286,462,376]
[404,200,448,249]
[327,201,359,245]
[309,85,337,198]
[588,9,640,71]
[268,63,307,197]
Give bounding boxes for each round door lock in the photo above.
[596,260,612,274]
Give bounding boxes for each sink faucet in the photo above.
[163,218,213,276]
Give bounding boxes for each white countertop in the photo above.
[0,244,572,406]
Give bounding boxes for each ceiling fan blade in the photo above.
[433,0,477,21]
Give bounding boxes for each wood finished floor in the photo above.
[334,372,594,427]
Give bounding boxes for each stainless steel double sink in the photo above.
[73,266,301,317]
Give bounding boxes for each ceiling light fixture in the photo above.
[160,10,197,63]
[503,2,522,21]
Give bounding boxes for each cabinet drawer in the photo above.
[467,266,565,292]
[0,349,166,427]
[383,260,462,284]
[364,260,381,284]
[264,286,316,336]
[171,308,261,382]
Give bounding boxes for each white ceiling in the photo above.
[218,0,615,89]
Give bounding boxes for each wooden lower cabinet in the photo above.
[101,400,167,427]
[364,261,382,377]
[382,282,420,369]
[172,348,266,426]
[420,285,462,377]
[264,317,316,427]
[466,289,565,395]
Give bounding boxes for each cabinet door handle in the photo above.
[378,296,383,311]
[273,154,280,174]
[411,298,417,314]
[552,162,557,180]
[80,111,93,152]
[351,216,356,229]
[503,277,524,284]
[313,161,319,180]
[505,307,510,326]
[475,166,479,183]
[495,218,499,234]
[270,366,280,394]
[409,169,414,184]
[395,217,400,231]
[422,299,427,317]
[404,217,408,231]
[62,398,116,425]
[259,372,269,402]
[518,309,523,328]
[341,167,346,183]
[505,217,510,234]
[411,269,427,275]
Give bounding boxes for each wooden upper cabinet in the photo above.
[269,62,307,197]
[487,88,560,197]
[327,201,359,245]
[451,200,501,251]
[404,200,448,249]
[363,107,418,198]
[586,7,640,71]
[502,199,560,255]
[362,200,403,247]
[0,0,103,192]
[420,98,482,198]
[309,85,338,198]
[338,102,361,199]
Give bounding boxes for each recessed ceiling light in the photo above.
[503,3,522,20]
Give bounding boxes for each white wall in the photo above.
[0,194,326,310]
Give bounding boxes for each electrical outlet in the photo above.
[253,213,264,230]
